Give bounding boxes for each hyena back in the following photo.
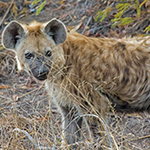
[2,19,150,147]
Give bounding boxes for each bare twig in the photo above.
[0,0,14,26]
[81,16,92,35]
[7,128,52,150]
[64,113,119,150]
[13,128,38,148]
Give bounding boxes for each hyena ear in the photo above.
[43,18,67,45]
[2,21,25,50]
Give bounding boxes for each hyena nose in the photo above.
[30,56,51,81]
[36,65,50,81]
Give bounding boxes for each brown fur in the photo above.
[2,19,150,148]
[62,31,150,112]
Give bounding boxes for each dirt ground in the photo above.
[0,0,150,149]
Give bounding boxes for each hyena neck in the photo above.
[61,31,104,83]
[61,32,87,81]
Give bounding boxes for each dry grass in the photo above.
[0,52,150,150]
[1,0,150,149]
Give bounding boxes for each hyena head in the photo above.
[2,19,67,81]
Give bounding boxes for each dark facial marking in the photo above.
[45,51,52,57]
[25,52,51,81]
[25,52,34,59]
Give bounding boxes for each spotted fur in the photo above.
[2,19,150,148]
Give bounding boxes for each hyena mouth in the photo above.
[31,65,51,81]
[36,72,49,81]
[27,54,52,81]
[32,70,49,81]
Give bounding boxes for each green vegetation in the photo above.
[32,0,47,15]
[96,0,149,32]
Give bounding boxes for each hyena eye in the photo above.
[25,53,34,59]
[46,51,52,57]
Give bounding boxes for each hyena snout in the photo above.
[27,54,51,81]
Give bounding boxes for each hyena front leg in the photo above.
[60,106,83,148]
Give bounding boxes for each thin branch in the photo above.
[64,113,119,150]
[81,16,92,35]
[7,128,52,150]
[13,128,38,148]
[0,0,14,26]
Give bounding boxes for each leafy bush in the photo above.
[96,0,149,30]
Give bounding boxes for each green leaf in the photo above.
[100,11,109,22]
[116,3,130,11]
[136,7,141,17]
[134,0,141,17]
[114,10,123,19]
[114,3,131,20]
[144,25,150,34]
[95,11,103,22]
[36,0,46,16]
[32,0,41,5]
[0,46,4,50]
[95,5,113,22]
[120,17,134,25]
[111,21,120,28]
[111,17,120,23]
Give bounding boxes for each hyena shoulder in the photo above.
[63,30,150,112]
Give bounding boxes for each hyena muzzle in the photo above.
[2,18,150,148]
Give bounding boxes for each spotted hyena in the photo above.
[2,18,150,148]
